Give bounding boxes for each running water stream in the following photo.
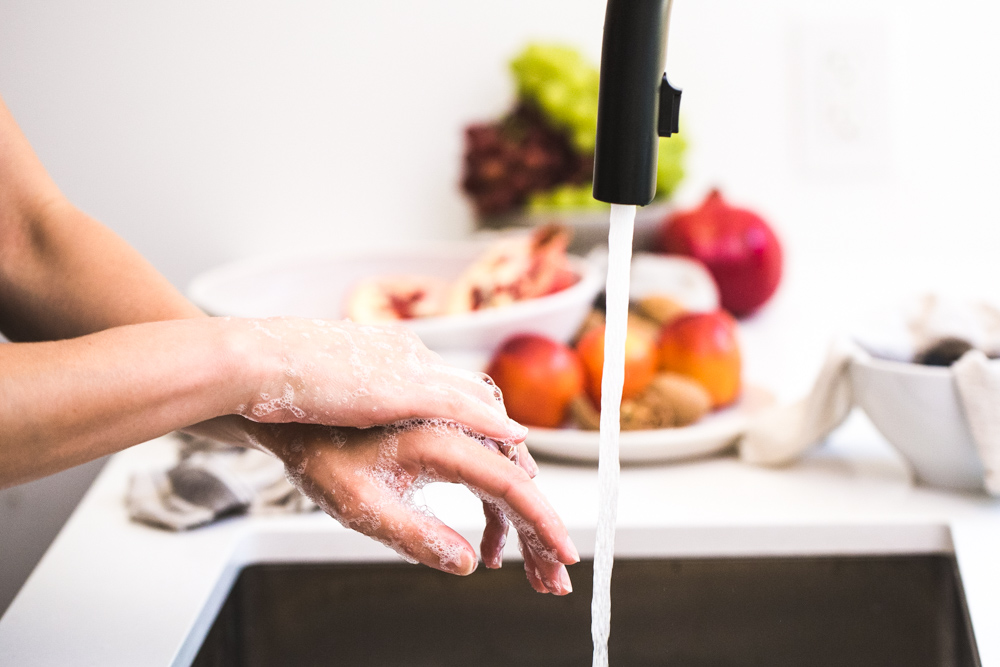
[591,203,636,667]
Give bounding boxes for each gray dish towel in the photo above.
[127,433,316,531]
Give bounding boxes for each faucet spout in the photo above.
[592,0,680,206]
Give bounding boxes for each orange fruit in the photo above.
[576,323,658,407]
[657,310,742,407]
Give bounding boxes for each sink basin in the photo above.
[192,554,979,667]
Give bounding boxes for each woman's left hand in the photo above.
[254,420,578,595]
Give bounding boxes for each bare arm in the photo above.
[0,94,523,482]
[0,318,246,485]
[0,95,244,483]
[0,315,531,486]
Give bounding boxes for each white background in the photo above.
[2,0,999,305]
[2,0,1000,613]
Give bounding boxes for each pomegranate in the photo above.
[346,276,449,322]
[448,224,577,313]
[659,190,782,318]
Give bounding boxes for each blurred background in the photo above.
[2,0,1000,614]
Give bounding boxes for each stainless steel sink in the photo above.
[192,555,979,667]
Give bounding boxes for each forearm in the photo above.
[0,95,270,481]
[0,95,200,342]
[0,318,258,487]
[0,95,521,488]
[0,198,202,341]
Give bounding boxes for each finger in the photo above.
[496,439,536,479]
[371,497,480,576]
[428,365,508,412]
[389,381,527,443]
[480,500,508,569]
[425,367,528,436]
[494,438,539,480]
[416,432,579,565]
[301,457,480,577]
[519,530,572,595]
[518,442,539,478]
[520,539,550,594]
[482,437,502,456]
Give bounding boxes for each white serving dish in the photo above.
[479,201,671,254]
[850,355,988,492]
[188,243,604,355]
[524,384,774,464]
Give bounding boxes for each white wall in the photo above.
[2,0,998,314]
[2,0,1000,612]
[0,0,611,288]
[3,1,999,301]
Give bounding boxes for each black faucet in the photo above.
[592,0,681,206]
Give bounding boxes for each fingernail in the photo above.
[447,550,477,576]
[559,567,573,594]
[508,420,529,439]
[465,551,479,575]
[526,565,548,594]
[520,449,539,477]
[566,539,581,564]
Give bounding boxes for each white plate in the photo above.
[524,385,775,464]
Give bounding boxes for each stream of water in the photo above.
[590,203,637,667]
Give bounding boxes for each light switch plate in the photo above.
[787,18,893,178]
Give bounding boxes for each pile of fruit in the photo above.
[486,298,742,431]
[478,189,785,430]
[345,225,578,323]
[461,43,687,218]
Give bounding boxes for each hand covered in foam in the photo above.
[236,317,526,442]
[256,419,579,595]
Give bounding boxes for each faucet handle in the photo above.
[658,73,682,137]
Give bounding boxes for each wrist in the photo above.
[215,317,277,415]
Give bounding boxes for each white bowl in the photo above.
[188,243,604,357]
[850,355,987,492]
[479,201,671,254]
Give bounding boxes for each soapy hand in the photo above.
[235,317,528,443]
[256,420,579,594]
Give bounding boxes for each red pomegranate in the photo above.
[659,190,782,318]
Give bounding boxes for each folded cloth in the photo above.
[738,335,1000,496]
[127,433,316,531]
[737,338,865,466]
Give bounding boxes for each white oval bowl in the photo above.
[188,244,604,355]
[849,355,988,491]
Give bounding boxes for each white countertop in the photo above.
[2,408,1000,666]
